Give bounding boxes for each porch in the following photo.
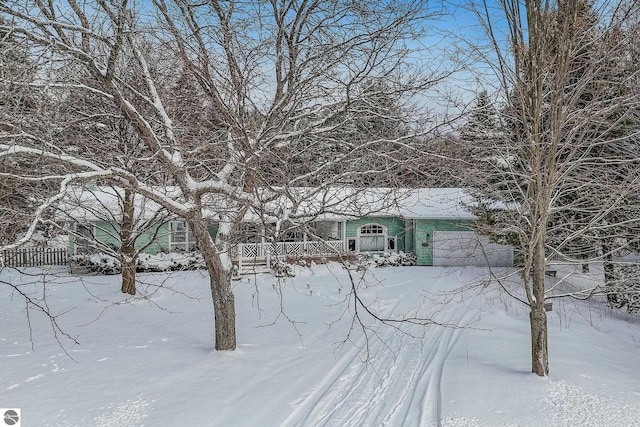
[232,240,345,271]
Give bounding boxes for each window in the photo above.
[235,223,261,243]
[170,221,197,251]
[360,224,385,235]
[282,230,303,242]
[388,237,396,251]
[358,223,387,252]
[313,221,341,240]
[75,223,95,254]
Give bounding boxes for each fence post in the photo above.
[266,248,271,269]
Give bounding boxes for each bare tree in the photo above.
[466,0,640,375]
[0,0,447,350]
[60,184,169,295]
[0,16,61,245]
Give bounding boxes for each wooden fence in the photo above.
[1,247,69,268]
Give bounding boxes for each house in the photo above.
[58,186,514,268]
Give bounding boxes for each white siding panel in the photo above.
[433,231,513,267]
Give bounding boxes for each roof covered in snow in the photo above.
[392,188,476,220]
[56,186,169,222]
[57,186,477,222]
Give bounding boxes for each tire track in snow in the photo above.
[281,329,376,426]
[384,308,478,427]
[283,303,479,427]
[282,297,409,427]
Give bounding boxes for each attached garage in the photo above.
[433,231,513,267]
[339,189,516,267]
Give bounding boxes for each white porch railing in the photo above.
[233,240,345,267]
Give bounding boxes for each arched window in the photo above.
[358,223,387,252]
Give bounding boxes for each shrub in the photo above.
[606,264,640,314]
[372,251,417,267]
[271,258,295,277]
[69,251,206,275]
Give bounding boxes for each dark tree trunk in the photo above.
[530,236,549,376]
[121,261,136,295]
[529,303,548,376]
[189,215,236,350]
[120,188,137,295]
[211,269,236,350]
[601,240,618,306]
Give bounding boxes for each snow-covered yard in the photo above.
[1,264,639,426]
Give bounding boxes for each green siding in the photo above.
[344,217,476,258]
[413,219,474,266]
[207,223,219,239]
[135,222,170,254]
[93,221,121,251]
[71,221,170,255]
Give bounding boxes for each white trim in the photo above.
[342,220,347,243]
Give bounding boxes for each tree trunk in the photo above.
[530,235,549,376]
[121,260,136,295]
[211,268,236,350]
[601,240,618,306]
[189,215,236,351]
[120,188,136,295]
[529,303,548,376]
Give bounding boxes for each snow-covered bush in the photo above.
[69,251,206,275]
[606,264,640,314]
[69,253,121,275]
[372,252,417,267]
[271,258,295,277]
[137,252,206,272]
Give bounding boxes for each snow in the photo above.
[57,186,478,223]
[56,186,169,222]
[1,264,639,426]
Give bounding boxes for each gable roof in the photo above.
[293,187,476,220]
[396,188,476,220]
[56,186,477,222]
[56,186,168,222]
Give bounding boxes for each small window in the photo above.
[348,239,356,251]
[170,221,197,251]
[360,224,385,235]
[388,237,396,251]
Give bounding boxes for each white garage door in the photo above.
[433,231,513,267]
